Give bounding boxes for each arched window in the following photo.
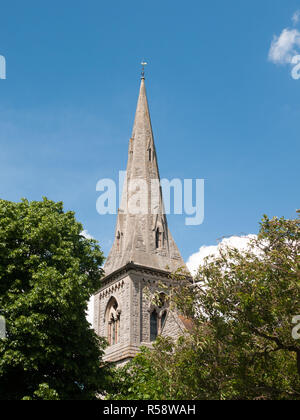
[105,297,120,346]
[150,311,158,342]
[155,228,162,249]
[149,293,168,341]
[148,147,152,161]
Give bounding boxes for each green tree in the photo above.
[108,212,300,400]
[0,198,109,400]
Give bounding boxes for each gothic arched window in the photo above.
[105,297,120,346]
[150,311,158,342]
[155,228,162,249]
[150,309,168,341]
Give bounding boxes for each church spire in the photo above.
[104,76,188,276]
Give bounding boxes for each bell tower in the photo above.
[94,72,189,365]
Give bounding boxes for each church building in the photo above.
[93,71,190,365]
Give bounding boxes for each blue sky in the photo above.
[0,0,299,263]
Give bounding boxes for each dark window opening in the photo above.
[107,298,120,346]
[150,311,158,342]
[155,228,162,249]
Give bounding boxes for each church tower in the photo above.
[94,73,190,365]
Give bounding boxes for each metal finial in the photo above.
[141,60,147,79]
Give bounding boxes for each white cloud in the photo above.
[82,229,95,327]
[292,10,300,25]
[186,235,257,276]
[81,229,94,240]
[268,28,300,65]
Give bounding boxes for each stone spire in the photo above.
[104,77,188,276]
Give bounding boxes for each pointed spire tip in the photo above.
[141,60,147,80]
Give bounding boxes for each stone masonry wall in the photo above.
[94,266,186,364]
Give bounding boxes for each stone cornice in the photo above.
[94,261,192,295]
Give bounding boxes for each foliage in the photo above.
[22,383,60,400]
[108,212,300,400]
[0,198,110,400]
[107,345,168,400]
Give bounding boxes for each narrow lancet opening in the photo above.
[150,310,158,341]
[155,228,162,249]
[106,297,120,346]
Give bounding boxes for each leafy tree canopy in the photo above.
[0,198,109,400]
[108,212,300,400]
